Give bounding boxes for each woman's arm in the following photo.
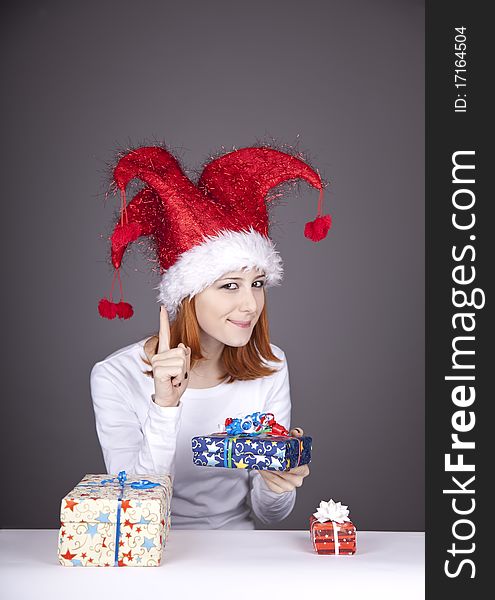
[249,350,297,524]
[90,361,182,478]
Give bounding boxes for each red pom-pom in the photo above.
[304,214,332,242]
[98,298,118,319]
[116,301,134,320]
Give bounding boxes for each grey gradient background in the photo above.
[0,0,424,530]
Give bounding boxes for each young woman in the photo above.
[91,143,331,529]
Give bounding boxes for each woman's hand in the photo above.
[152,306,191,408]
[259,427,310,493]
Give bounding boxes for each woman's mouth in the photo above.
[228,320,252,329]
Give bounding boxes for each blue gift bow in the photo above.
[75,471,160,566]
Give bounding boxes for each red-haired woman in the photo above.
[90,144,331,529]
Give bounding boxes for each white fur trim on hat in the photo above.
[155,227,283,321]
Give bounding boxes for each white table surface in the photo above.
[0,529,425,599]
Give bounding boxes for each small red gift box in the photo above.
[310,499,357,555]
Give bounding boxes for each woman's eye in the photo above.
[221,280,265,290]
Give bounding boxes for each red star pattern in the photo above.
[81,553,87,558]
[126,532,131,538]
[122,550,133,561]
[161,519,165,526]
[64,498,78,511]
[118,559,127,567]
[119,540,124,547]
[104,562,110,567]
[88,557,94,564]
[60,521,65,527]
[136,527,142,533]
[61,549,77,560]
[120,499,132,512]
[67,534,74,541]
[124,519,134,529]
[61,530,66,537]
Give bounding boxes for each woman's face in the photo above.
[194,268,266,348]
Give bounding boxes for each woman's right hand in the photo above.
[151,306,191,407]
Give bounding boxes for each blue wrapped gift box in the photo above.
[191,433,312,471]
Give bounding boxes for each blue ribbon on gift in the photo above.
[223,437,237,468]
[76,471,160,566]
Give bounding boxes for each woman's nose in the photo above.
[239,288,258,313]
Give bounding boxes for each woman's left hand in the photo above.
[259,427,310,494]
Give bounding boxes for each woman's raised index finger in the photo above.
[158,305,171,353]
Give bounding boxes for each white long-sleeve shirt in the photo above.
[90,339,296,529]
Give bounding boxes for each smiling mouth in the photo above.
[228,320,252,328]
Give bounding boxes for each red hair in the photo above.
[141,292,282,383]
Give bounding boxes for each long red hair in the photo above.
[141,292,282,383]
